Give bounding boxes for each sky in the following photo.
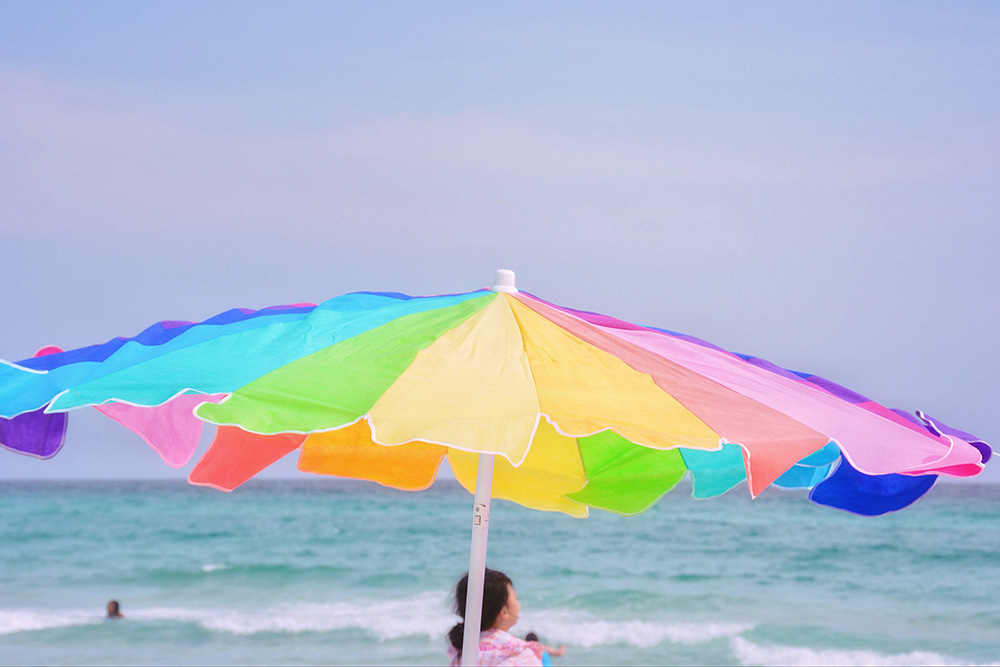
[0,1,997,483]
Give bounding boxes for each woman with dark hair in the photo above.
[447,569,545,666]
[105,600,124,619]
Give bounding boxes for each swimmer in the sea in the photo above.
[525,632,566,666]
[106,600,124,619]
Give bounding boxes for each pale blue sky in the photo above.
[1,1,997,482]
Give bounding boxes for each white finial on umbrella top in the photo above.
[491,269,517,293]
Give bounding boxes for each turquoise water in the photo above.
[1,479,998,666]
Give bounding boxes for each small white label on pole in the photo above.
[474,501,489,527]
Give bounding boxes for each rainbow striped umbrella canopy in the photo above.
[0,275,990,517]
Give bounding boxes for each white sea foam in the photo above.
[200,562,229,572]
[0,609,98,635]
[730,637,998,667]
[519,608,751,648]
[0,596,747,646]
[129,599,751,646]
[130,591,454,640]
[2,602,993,667]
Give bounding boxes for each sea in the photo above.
[1,479,998,666]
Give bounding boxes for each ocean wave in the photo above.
[519,609,751,648]
[200,562,229,573]
[95,562,355,586]
[0,598,749,647]
[131,592,454,640]
[134,600,753,646]
[0,609,98,635]
[730,637,999,667]
[2,602,995,667]
[0,594,452,640]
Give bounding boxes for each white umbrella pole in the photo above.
[459,269,513,665]
[460,452,495,667]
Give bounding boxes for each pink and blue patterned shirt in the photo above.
[448,629,545,666]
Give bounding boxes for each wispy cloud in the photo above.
[3,66,991,246]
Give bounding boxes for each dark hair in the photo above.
[525,632,538,642]
[448,568,513,652]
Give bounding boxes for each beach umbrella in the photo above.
[0,270,991,666]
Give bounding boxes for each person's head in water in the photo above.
[106,600,123,619]
[448,569,520,651]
